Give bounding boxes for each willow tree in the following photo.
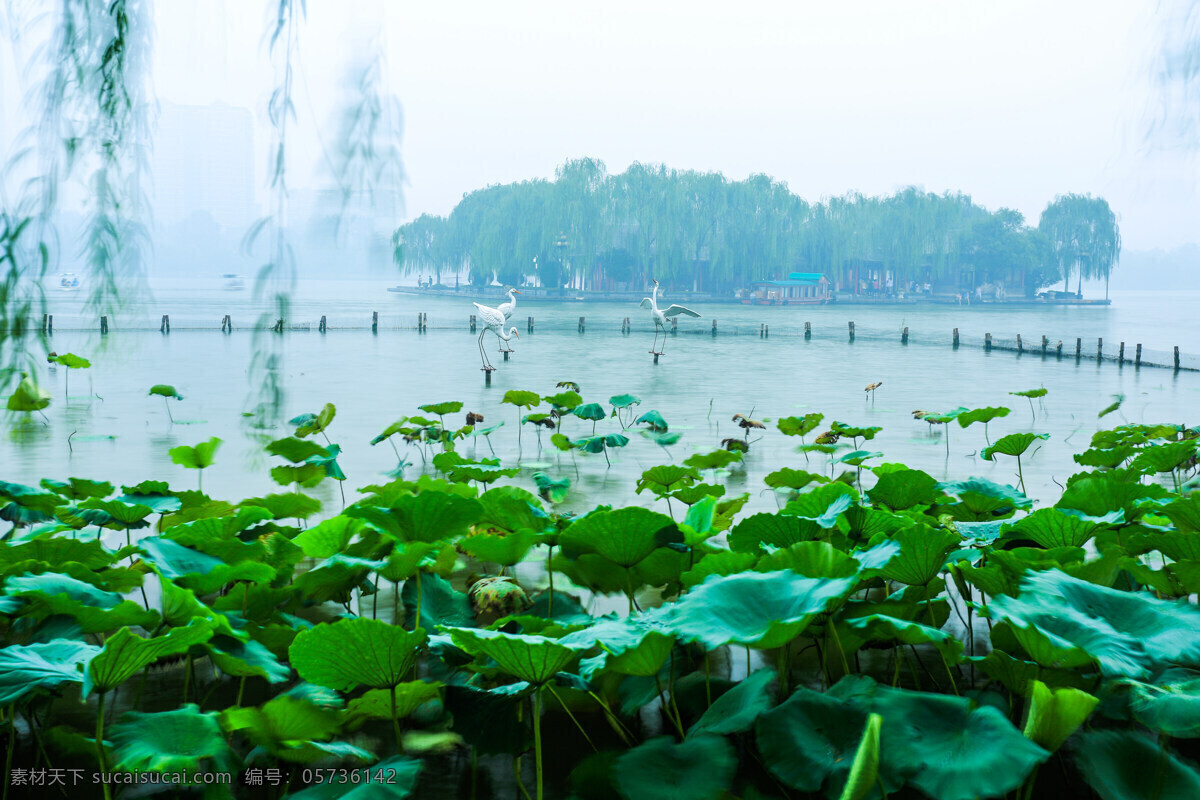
[1038,194,1121,298]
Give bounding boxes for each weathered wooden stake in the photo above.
[319,315,327,333]
[953,328,959,348]
[100,316,108,334]
[47,315,52,334]
[1055,340,1063,357]
[1119,342,1125,364]
[1097,337,1103,361]
[1040,335,1047,355]
[160,315,170,333]
[470,314,477,333]
[527,316,534,333]
[653,353,660,364]
[984,332,991,351]
[578,316,585,333]
[41,314,47,333]
[1017,334,1023,353]
[1135,343,1143,368]
[903,326,910,345]
[1175,346,1181,371]
[804,321,811,339]
[711,319,718,335]
[503,350,510,361]
[1075,337,1082,358]
[221,315,231,333]
[848,321,855,341]
[622,317,630,333]
[273,318,284,333]
[484,370,492,385]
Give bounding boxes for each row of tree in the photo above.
[393,158,1121,297]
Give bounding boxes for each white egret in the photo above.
[497,288,521,320]
[473,301,519,369]
[639,279,700,355]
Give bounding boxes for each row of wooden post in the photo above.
[65,311,1190,371]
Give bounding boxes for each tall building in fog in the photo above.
[152,101,256,229]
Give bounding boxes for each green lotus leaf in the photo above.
[728,512,825,554]
[764,468,828,491]
[867,468,940,510]
[1010,387,1048,399]
[1022,679,1097,752]
[222,693,341,746]
[988,569,1200,679]
[1162,496,1200,533]
[459,530,538,566]
[370,418,410,445]
[85,621,215,696]
[52,352,91,369]
[842,615,964,664]
[207,634,290,683]
[7,374,50,412]
[636,465,699,496]
[829,677,1050,800]
[681,551,757,589]
[478,486,551,536]
[290,619,428,691]
[1123,672,1200,737]
[267,436,328,464]
[293,515,364,559]
[777,413,824,437]
[614,734,736,800]
[921,406,969,424]
[780,483,856,527]
[1074,730,1200,800]
[876,524,961,586]
[347,682,442,723]
[369,491,483,543]
[831,421,883,440]
[41,477,113,500]
[634,409,668,432]
[756,540,859,579]
[1131,441,1198,474]
[111,704,230,774]
[669,482,724,508]
[956,406,1011,427]
[937,479,1031,520]
[544,391,582,411]
[502,389,541,410]
[139,537,276,594]
[1057,474,1170,521]
[532,472,570,503]
[755,686,871,793]
[840,712,883,800]
[1074,446,1135,469]
[573,433,630,454]
[659,570,857,649]
[609,393,641,409]
[169,437,221,470]
[559,506,682,568]
[291,403,337,438]
[78,497,154,528]
[1003,508,1103,548]
[573,402,607,422]
[445,627,582,685]
[149,384,183,400]
[981,432,1049,460]
[0,537,114,572]
[4,572,159,633]
[837,450,883,466]
[688,667,776,738]
[683,449,741,471]
[0,640,100,704]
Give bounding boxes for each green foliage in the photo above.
[149,384,183,400]
[982,432,1050,460]
[51,352,90,369]
[7,374,51,412]
[290,620,427,690]
[169,437,222,470]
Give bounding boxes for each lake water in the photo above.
[6,277,1199,517]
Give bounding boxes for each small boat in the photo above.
[222,273,245,291]
[58,273,80,291]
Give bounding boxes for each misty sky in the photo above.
[5,1,1199,250]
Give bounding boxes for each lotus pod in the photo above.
[468,576,531,618]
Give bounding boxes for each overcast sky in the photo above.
[5,1,1199,250]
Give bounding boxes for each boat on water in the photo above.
[222,273,245,291]
[58,273,80,291]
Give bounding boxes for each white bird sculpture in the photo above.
[473,301,519,369]
[639,279,700,355]
[497,288,521,321]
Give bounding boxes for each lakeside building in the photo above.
[745,272,832,304]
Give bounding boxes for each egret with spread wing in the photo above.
[497,288,520,322]
[639,279,700,355]
[473,301,519,369]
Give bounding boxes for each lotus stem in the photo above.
[96,693,111,800]
[546,546,554,617]
[391,685,404,754]
[546,685,597,752]
[514,701,533,800]
[1016,455,1025,494]
[413,572,423,631]
[654,671,685,739]
[163,396,174,423]
[828,623,852,678]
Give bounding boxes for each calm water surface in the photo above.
[8,277,1199,515]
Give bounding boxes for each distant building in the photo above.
[745,272,831,304]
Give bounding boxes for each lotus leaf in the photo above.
[728,512,826,553]
[764,467,828,491]
[777,413,824,437]
[981,432,1049,460]
[614,734,736,800]
[0,640,100,704]
[402,574,474,630]
[85,621,215,696]
[1124,671,1200,737]
[292,403,337,437]
[1131,440,1198,474]
[502,389,541,409]
[876,524,961,586]
[149,384,183,400]
[831,421,883,440]
[781,484,855,527]
[1010,388,1047,399]
[268,436,327,463]
[636,465,699,496]
[544,391,582,412]
[757,540,860,579]
[445,627,582,684]
[347,682,442,723]
[634,409,668,432]
[756,687,871,793]
[1074,730,1200,800]
[1057,474,1170,520]
[609,393,641,409]
[7,374,51,411]
[867,468,940,510]
[559,506,681,568]
[290,619,427,691]
[1003,508,1103,548]
[208,634,291,682]
[4,572,159,633]
[839,712,883,800]
[111,704,230,774]
[573,402,607,422]
[842,615,964,664]
[169,437,221,472]
[532,471,570,503]
[371,418,410,445]
[1021,679,1097,752]
[1162,495,1200,533]
[681,550,757,588]
[293,516,364,559]
[956,406,1011,427]
[41,477,113,500]
[688,667,776,738]
[459,530,538,566]
[374,491,483,543]
[1075,446,1134,468]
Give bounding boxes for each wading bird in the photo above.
[639,279,700,356]
[473,301,519,369]
[498,288,521,321]
[865,381,882,404]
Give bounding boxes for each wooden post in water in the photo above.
[804,321,811,339]
[670,317,678,334]
[848,321,855,341]
[470,314,476,333]
[1055,340,1063,358]
[653,353,660,364]
[527,316,534,333]
[1041,335,1048,355]
[100,316,108,334]
[503,350,510,361]
[1075,338,1082,359]
[1175,347,1181,371]
[221,315,231,333]
[1097,338,1103,361]
[319,315,327,333]
[273,318,284,333]
[578,316,585,333]
[984,332,991,351]
[1135,343,1143,368]
[160,315,170,334]
[1119,342,1125,364]
[953,328,959,348]
[1017,334,1023,353]
[711,319,718,335]
[903,327,910,345]
[41,314,47,333]
[48,315,52,334]
[622,317,630,333]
